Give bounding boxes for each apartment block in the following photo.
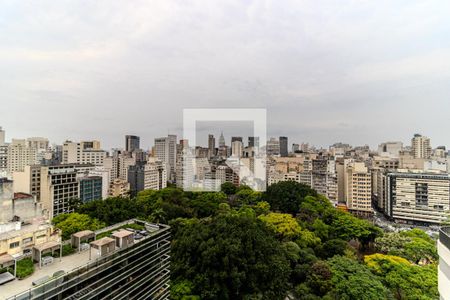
[62,140,106,166]
[385,171,450,225]
[342,161,373,217]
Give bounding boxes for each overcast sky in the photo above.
[1,0,450,150]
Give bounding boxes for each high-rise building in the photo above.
[279,136,288,157]
[103,150,136,182]
[266,137,280,156]
[144,157,167,190]
[411,134,431,159]
[7,139,38,173]
[292,143,300,153]
[208,134,215,158]
[231,140,243,158]
[384,171,450,225]
[231,136,243,143]
[154,135,177,182]
[125,135,140,152]
[62,140,106,166]
[127,162,146,197]
[342,161,372,217]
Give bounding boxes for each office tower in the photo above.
[7,139,38,173]
[279,136,288,157]
[218,132,225,148]
[266,137,280,156]
[6,220,171,300]
[78,176,103,203]
[292,143,299,153]
[231,140,243,157]
[411,134,431,159]
[0,126,5,146]
[143,157,167,190]
[377,141,403,157]
[208,134,215,158]
[125,135,140,152]
[154,135,177,181]
[127,162,146,197]
[384,171,450,225]
[62,140,107,165]
[438,228,450,299]
[231,136,243,143]
[342,161,372,217]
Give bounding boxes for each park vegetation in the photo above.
[52,181,438,299]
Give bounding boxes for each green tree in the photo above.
[365,253,438,300]
[254,201,270,216]
[329,211,381,245]
[328,256,390,300]
[171,213,291,299]
[190,192,227,218]
[265,181,317,215]
[258,212,302,240]
[52,213,105,240]
[220,182,237,195]
[78,196,143,225]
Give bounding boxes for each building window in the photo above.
[10,241,20,249]
[23,237,33,244]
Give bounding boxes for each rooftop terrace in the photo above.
[0,219,169,300]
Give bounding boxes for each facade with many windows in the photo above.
[385,171,450,225]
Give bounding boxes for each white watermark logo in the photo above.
[182,108,267,192]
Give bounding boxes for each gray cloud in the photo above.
[1,0,450,149]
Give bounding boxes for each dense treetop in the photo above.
[57,181,438,300]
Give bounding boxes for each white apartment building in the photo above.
[144,158,167,190]
[411,134,431,159]
[385,170,450,225]
[62,140,106,166]
[343,161,373,216]
[103,151,136,182]
[154,135,177,182]
[7,139,38,173]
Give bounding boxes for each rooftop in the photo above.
[0,220,169,300]
[0,218,53,241]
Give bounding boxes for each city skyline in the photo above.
[0,124,446,152]
[2,1,450,149]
